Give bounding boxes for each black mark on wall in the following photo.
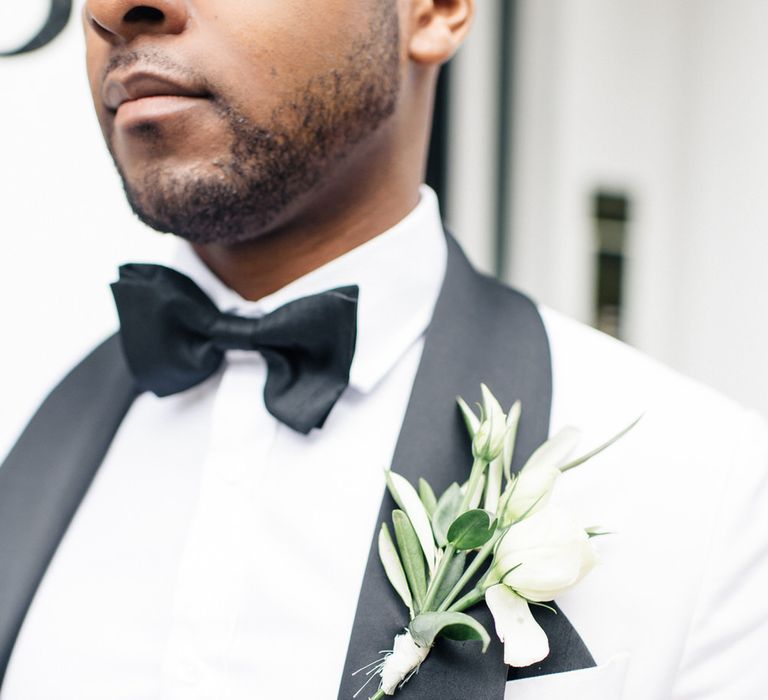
[593,192,631,340]
[1,0,73,57]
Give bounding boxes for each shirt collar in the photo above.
[171,185,448,394]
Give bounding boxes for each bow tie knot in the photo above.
[111,263,359,434]
[209,313,265,352]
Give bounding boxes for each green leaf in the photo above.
[447,509,497,550]
[432,482,463,547]
[418,479,438,518]
[480,384,504,426]
[457,396,480,437]
[483,457,503,514]
[560,416,642,472]
[502,401,521,483]
[586,526,614,538]
[378,523,414,617]
[495,562,522,585]
[528,600,558,615]
[386,470,437,574]
[434,551,467,606]
[392,510,427,613]
[464,473,486,511]
[410,611,491,652]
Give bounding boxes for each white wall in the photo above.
[508,0,768,417]
[671,1,768,417]
[0,5,173,460]
[508,0,685,353]
[445,0,502,276]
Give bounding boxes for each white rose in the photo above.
[485,584,549,667]
[490,507,598,602]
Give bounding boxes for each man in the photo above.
[1,1,767,698]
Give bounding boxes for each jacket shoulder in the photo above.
[540,305,758,429]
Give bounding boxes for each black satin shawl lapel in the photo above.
[0,334,139,685]
[338,236,594,699]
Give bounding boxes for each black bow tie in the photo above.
[110,264,359,434]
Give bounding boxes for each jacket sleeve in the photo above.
[670,411,768,699]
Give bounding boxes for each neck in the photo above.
[193,184,420,302]
[191,133,422,300]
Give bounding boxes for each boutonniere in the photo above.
[355,385,636,699]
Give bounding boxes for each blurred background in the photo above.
[2,0,768,460]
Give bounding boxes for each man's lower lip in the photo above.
[114,95,209,128]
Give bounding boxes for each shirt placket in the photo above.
[160,351,278,700]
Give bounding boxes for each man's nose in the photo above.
[85,1,188,44]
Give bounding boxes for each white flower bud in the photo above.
[472,385,509,462]
[499,466,560,525]
[498,426,581,525]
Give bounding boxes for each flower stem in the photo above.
[369,691,386,700]
[461,457,488,512]
[421,457,489,612]
[421,543,456,612]
[436,530,502,612]
[448,587,486,613]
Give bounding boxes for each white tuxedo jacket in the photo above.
[527,306,768,699]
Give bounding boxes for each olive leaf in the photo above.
[386,470,437,575]
[378,523,414,618]
[433,551,467,606]
[392,510,427,613]
[418,478,438,518]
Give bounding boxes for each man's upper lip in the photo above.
[102,71,208,111]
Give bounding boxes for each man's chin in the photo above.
[121,178,279,246]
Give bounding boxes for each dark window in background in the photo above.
[0,0,73,56]
[425,2,517,280]
[594,192,630,340]
[495,0,517,279]
[425,63,451,205]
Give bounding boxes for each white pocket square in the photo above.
[504,653,630,699]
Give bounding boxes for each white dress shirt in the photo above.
[3,188,447,700]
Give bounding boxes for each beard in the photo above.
[111,9,401,245]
